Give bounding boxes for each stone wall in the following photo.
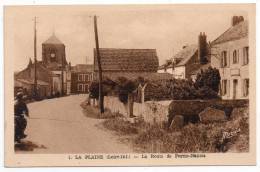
[168,99,249,121]
[103,96,171,124]
[104,96,128,116]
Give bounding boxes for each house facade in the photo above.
[157,60,174,74]
[70,64,94,94]
[211,16,249,100]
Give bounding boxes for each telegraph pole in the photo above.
[33,16,38,99]
[94,15,104,113]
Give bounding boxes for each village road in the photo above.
[21,95,133,153]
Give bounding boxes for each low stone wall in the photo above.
[103,96,171,124]
[104,96,128,115]
[168,99,249,124]
[100,96,249,126]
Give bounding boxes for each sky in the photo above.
[4,4,250,71]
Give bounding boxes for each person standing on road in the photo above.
[14,92,29,142]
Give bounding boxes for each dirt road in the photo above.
[19,95,133,153]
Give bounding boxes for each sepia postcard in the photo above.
[4,4,256,166]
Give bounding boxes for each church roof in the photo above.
[43,33,64,45]
[94,48,159,72]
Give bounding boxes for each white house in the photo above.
[210,16,249,100]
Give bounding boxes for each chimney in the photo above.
[232,16,244,26]
[198,32,208,64]
[28,58,32,67]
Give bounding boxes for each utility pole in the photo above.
[94,15,104,113]
[33,16,38,99]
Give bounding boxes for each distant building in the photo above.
[157,56,183,75]
[15,33,71,98]
[211,16,249,100]
[70,64,94,94]
[93,48,159,80]
[15,59,52,98]
[42,33,69,95]
[157,60,174,74]
[172,33,210,80]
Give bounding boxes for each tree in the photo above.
[89,78,116,99]
[116,77,136,104]
[195,67,221,93]
[89,81,99,99]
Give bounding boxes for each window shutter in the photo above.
[227,80,230,97]
[220,80,223,96]
[227,51,230,67]
[237,49,239,64]
[220,56,223,68]
[242,79,245,97]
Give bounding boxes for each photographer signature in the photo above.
[222,128,241,140]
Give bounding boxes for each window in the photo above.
[77,84,84,92]
[85,74,89,81]
[221,51,228,67]
[233,50,239,64]
[222,79,227,95]
[243,79,249,97]
[78,74,84,81]
[243,47,249,65]
[84,84,89,92]
[89,74,93,81]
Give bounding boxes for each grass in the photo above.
[81,100,122,119]
[132,113,249,153]
[103,117,140,135]
[81,99,249,153]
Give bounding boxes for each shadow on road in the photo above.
[15,140,47,152]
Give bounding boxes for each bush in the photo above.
[103,118,139,135]
[115,77,137,104]
[169,79,197,100]
[89,78,117,99]
[195,86,220,99]
[195,67,221,92]
[89,81,99,99]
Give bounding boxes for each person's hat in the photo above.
[16,92,23,99]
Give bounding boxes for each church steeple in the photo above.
[43,32,63,45]
[42,33,67,70]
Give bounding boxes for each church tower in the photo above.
[42,33,67,70]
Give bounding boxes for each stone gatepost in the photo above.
[127,93,134,118]
[140,83,147,103]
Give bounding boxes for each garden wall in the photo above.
[103,96,171,124]
[168,99,249,119]
[103,96,248,125]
